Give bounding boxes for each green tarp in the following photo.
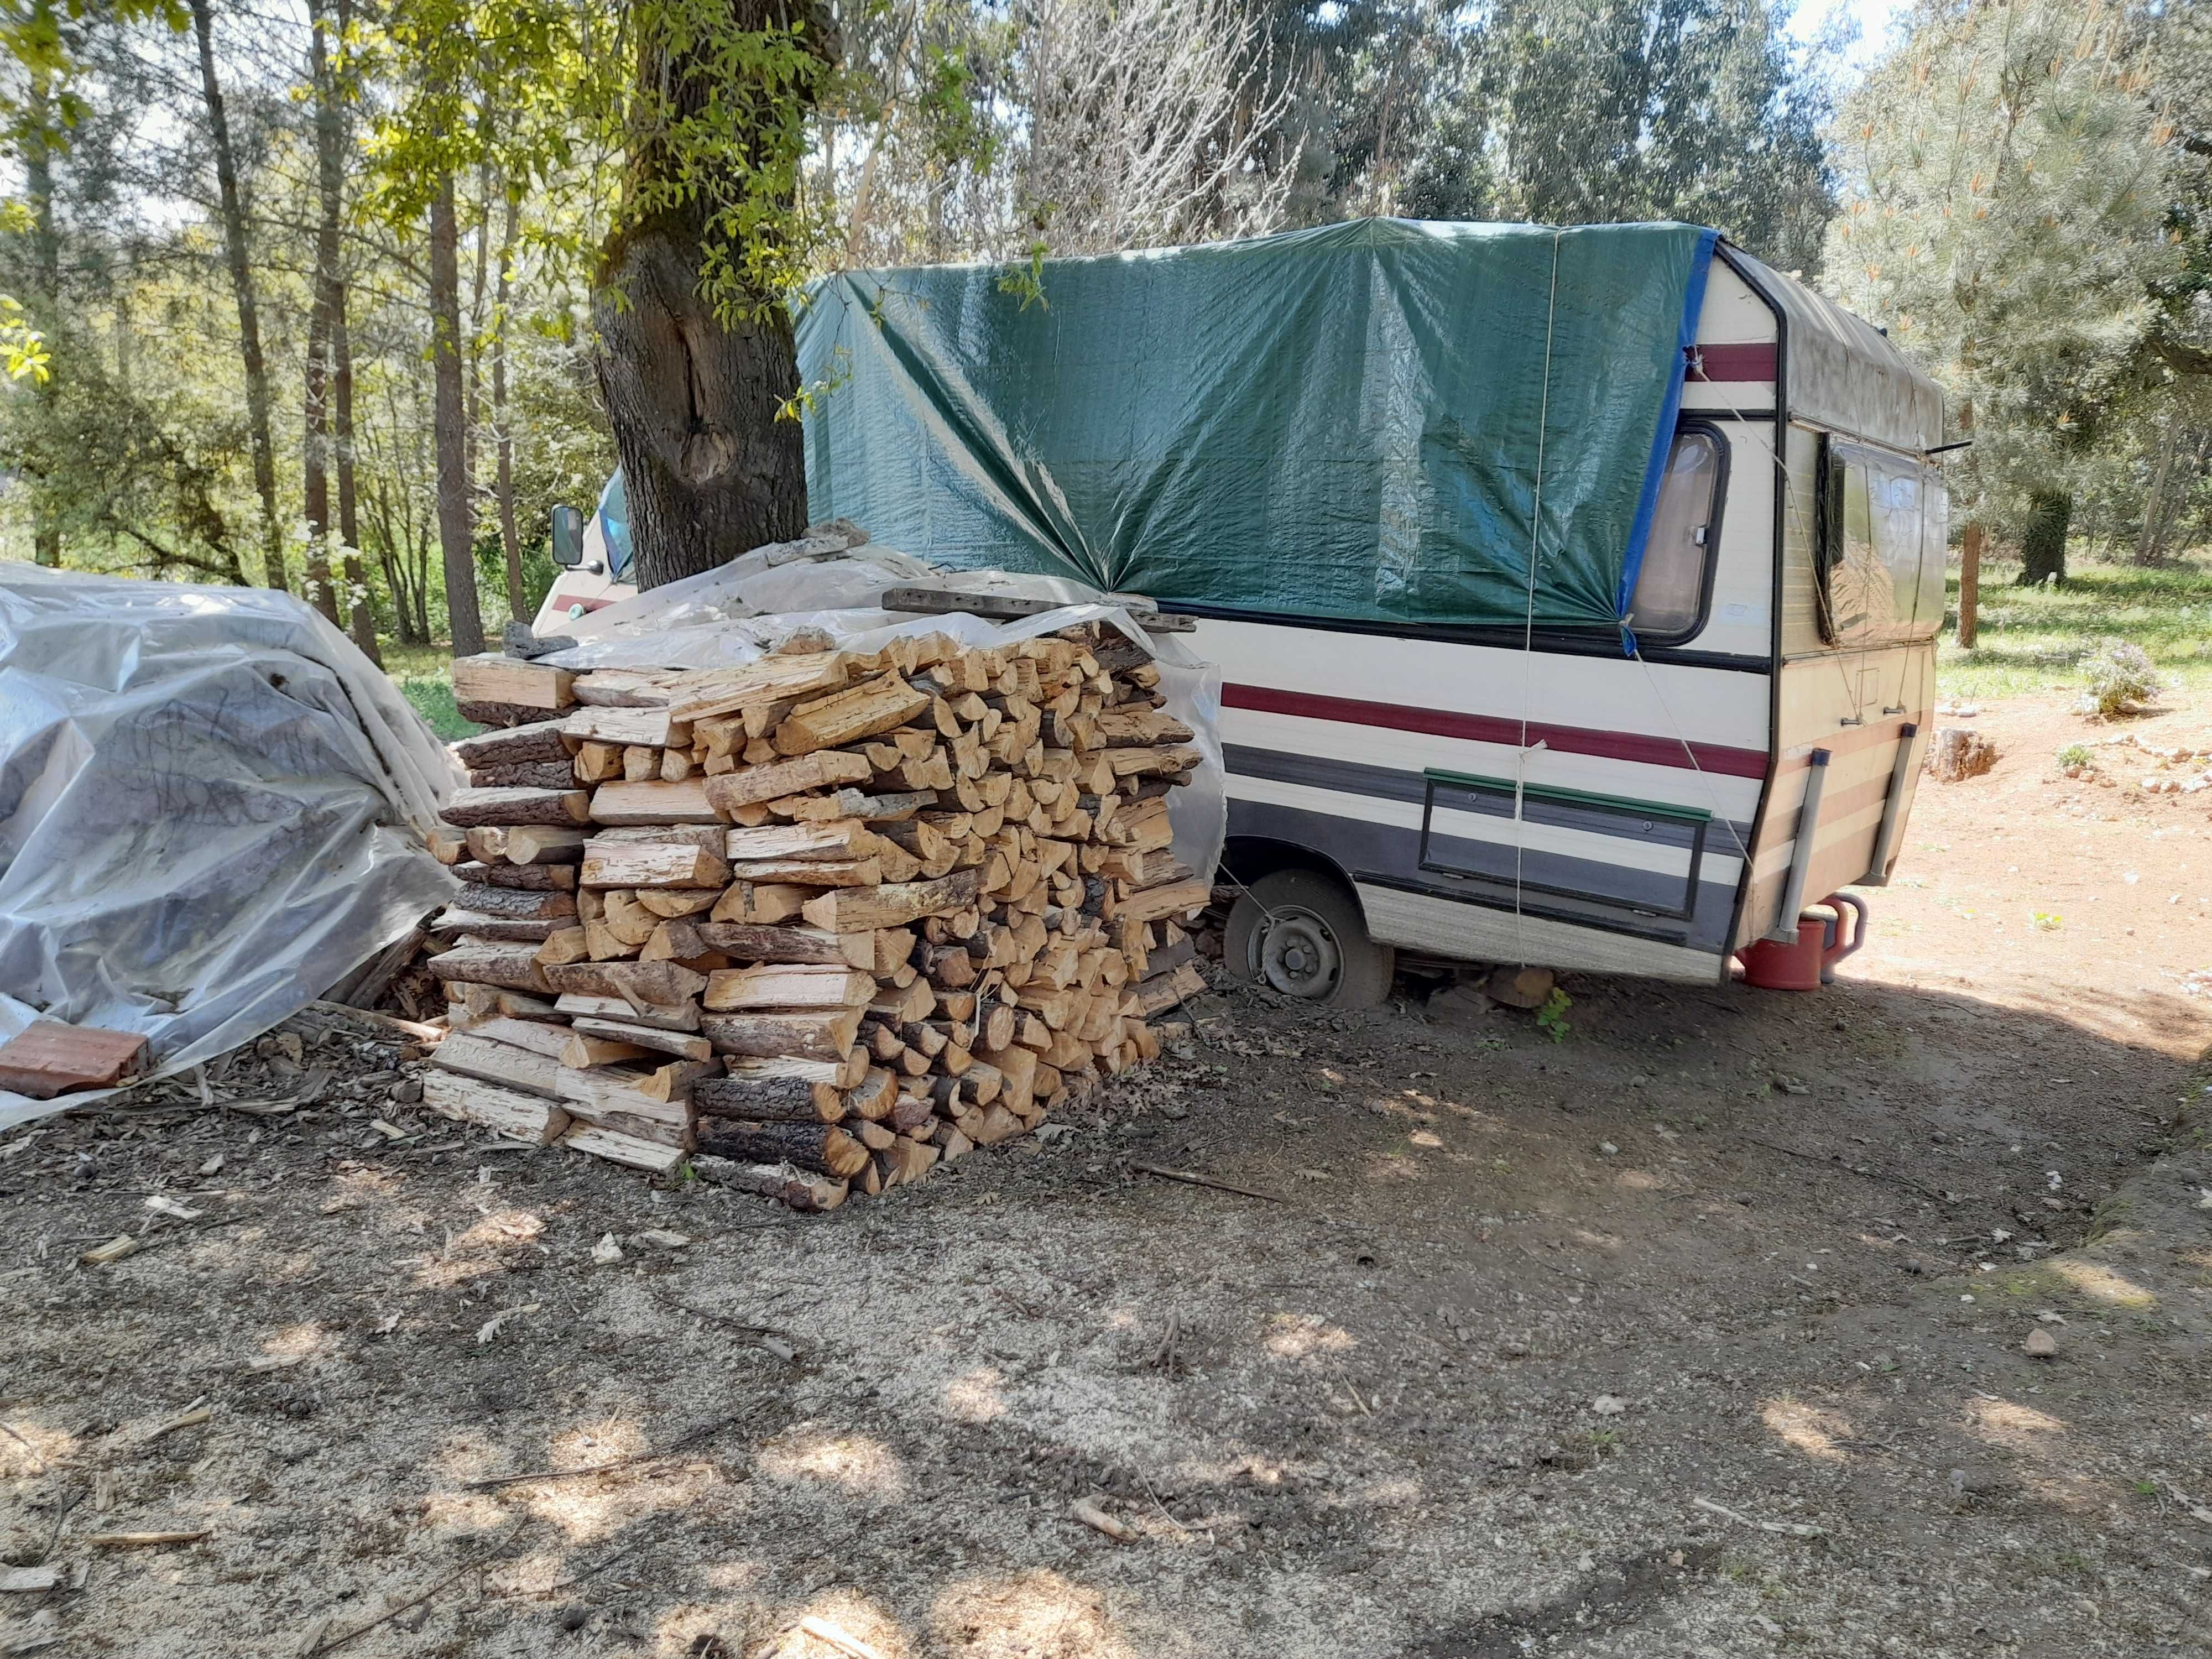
[797,218,1719,640]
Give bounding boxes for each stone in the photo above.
[1925,727,1997,782]
[2023,1327,2057,1359]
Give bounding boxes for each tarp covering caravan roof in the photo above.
[1728,249,1943,453]
[799,218,1718,640]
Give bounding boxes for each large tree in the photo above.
[1825,0,2173,585]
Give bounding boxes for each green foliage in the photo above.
[1942,552,2212,698]
[1399,0,1832,273]
[2055,740,2094,769]
[1826,1,2172,529]
[1536,986,1572,1044]
[2075,637,2166,717]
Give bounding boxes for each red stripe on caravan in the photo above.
[1221,684,1770,779]
[1687,342,1777,382]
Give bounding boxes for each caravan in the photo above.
[782,221,1950,1005]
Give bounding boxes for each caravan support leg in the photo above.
[1765,749,1830,944]
[1857,723,1919,886]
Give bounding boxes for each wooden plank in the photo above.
[0,1022,148,1099]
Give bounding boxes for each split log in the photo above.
[468,760,580,790]
[500,826,592,864]
[591,779,722,825]
[423,1072,569,1144]
[455,718,572,769]
[689,1155,847,1211]
[664,653,852,721]
[539,959,707,1010]
[562,706,690,749]
[440,786,592,828]
[432,1030,562,1097]
[452,654,573,714]
[703,750,874,813]
[703,964,877,1011]
[725,857,881,887]
[708,883,810,925]
[451,883,577,921]
[699,1008,863,1061]
[454,860,576,892]
[695,922,873,967]
[580,843,731,890]
[694,1074,842,1123]
[773,673,931,755]
[559,1123,685,1172]
[427,939,551,994]
[428,911,562,943]
[554,992,701,1032]
[696,1121,868,1178]
[801,869,980,933]
[566,1016,713,1060]
[1114,878,1211,926]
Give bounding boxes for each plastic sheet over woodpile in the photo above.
[0,566,458,1126]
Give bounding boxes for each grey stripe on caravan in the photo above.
[1223,743,1756,857]
[1227,798,1741,954]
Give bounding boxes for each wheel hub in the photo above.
[1255,906,1343,999]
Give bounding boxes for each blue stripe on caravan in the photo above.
[1222,743,1755,857]
[1225,799,1739,953]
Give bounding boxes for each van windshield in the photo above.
[598,472,633,580]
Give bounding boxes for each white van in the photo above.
[534,472,638,634]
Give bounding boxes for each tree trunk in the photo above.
[1957,521,1981,648]
[431,172,484,656]
[23,27,60,571]
[2017,489,2070,587]
[594,229,807,589]
[2136,408,2180,565]
[189,0,288,593]
[301,0,342,627]
[589,0,826,589]
[492,188,526,619]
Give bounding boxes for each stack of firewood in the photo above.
[418,628,1211,1209]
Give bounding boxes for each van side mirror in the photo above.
[550,504,585,567]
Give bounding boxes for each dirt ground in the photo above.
[4,693,2211,1659]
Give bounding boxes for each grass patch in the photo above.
[1942,552,2212,701]
[377,640,480,743]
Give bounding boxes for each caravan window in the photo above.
[1627,430,1721,641]
[1818,439,1939,645]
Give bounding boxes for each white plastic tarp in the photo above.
[0,564,459,1127]
[541,536,1228,880]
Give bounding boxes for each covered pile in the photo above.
[420,625,1209,1209]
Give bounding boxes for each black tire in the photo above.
[1223,869,1395,1009]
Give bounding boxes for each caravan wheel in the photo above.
[1224,870,1395,1009]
